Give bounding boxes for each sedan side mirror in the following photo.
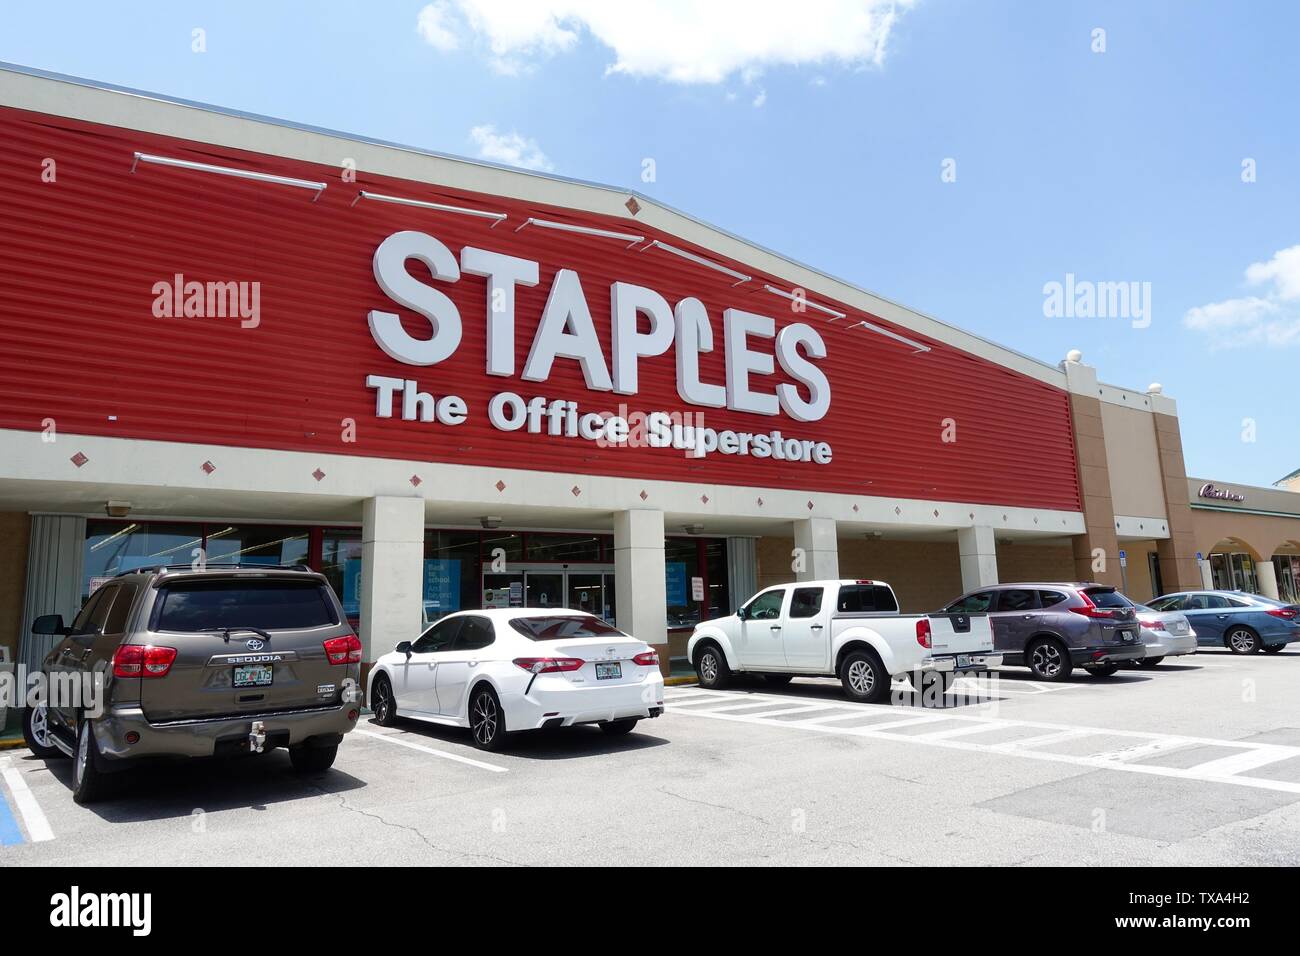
[735,606,747,620]
[32,614,69,636]
[395,641,413,656]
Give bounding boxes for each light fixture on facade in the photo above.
[682,523,706,535]
[762,284,846,320]
[851,320,931,354]
[351,190,507,226]
[130,152,328,200]
[105,500,132,518]
[479,516,503,529]
[639,240,752,286]
[514,217,643,247]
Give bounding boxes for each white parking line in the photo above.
[0,758,54,842]
[665,686,1300,795]
[354,730,509,773]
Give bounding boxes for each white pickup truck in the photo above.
[687,579,1000,703]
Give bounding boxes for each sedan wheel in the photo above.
[371,676,398,727]
[469,687,507,752]
[1226,627,1260,654]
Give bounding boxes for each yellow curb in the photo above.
[664,675,698,687]
[0,738,27,751]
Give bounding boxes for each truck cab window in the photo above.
[789,588,824,619]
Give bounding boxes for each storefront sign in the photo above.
[364,229,835,466]
[1198,483,1246,503]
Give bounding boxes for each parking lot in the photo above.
[3,647,1300,867]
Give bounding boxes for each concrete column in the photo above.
[359,496,425,666]
[1256,558,1280,600]
[958,525,999,591]
[1062,354,1124,587]
[1198,557,1214,589]
[793,517,839,581]
[614,509,667,667]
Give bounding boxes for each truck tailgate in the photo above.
[927,612,993,656]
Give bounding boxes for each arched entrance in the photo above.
[1203,537,1263,593]
[1273,540,1300,603]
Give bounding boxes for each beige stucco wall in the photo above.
[1101,402,1168,520]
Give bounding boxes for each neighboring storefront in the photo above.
[0,63,1280,686]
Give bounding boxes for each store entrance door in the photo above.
[481,565,617,623]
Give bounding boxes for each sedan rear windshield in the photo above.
[152,580,338,632]
[508,615,629,641]
[1083,587,1134,608]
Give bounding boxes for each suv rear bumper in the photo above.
[92,703,358,764]
[1072,645,1146,666]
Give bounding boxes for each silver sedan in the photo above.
[1133,603,1197,667]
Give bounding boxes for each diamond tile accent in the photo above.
[639,490,648,501]
[410,475,422,487]
[700,494,709,505]
[312,468,326,482]
[200,460,216,475]
[495,480,506,492]
[756,497,764,507]
[70,452,88,468]
[807,500,814,510]
[571,485,581,497]
[625,196,641,215]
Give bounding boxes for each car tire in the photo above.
[370,674,399,727]
[469,685,508,752]
[1026,638,1073,681]
[22,704,64,759]
[1137,656,1165,668]
[289,743,338,773]
[600,718,639,736]
[1225,627,1261,654]
[694,643,731,690]
[763,674,793,687]
[72,719,113,805]
[839,650,890,704]
[1263,644,1285,655]
[1084,662,1121,678]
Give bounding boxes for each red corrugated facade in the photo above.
[0,105,1081,511]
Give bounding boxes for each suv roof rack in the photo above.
[113,563,315,578]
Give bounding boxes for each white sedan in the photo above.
[366,608,665,750]
[1133,603,1198,667]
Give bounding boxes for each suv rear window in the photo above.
[153,580,338,632]
[508,615,629,641]
[837,585,899,613]
[1082,587,1133,609]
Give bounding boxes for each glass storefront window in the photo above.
[205,524,309,568]
[480,531,524,565]
[321,529,363,619]
[1229,553,1259,593]
[1275,556,1300,603]
[425,531,480,623]
[665,537,702,628]
[703,539,731,619]
[526,533,607,562]
[84,521,205,601]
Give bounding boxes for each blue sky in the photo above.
[4,1,1297,486]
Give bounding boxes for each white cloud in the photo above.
[1245,244,1300,301]
[468,124,554,172]
[1183,245,1300,348]
[752,89,767,108]
[416,1,460,52]
[417,1,914,82]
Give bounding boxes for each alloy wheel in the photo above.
[847,659,875,695]
[1032,643,1062,677]
[373,681,391,722]
[75,724,89,786]
[700,651,719,683]
[1228,629,1256,653]
[29,705,52,749]
[472,693,498,747]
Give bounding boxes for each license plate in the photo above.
[956,655,971,668]
[595,662,622,680]
[1119,631,1134,643]
[234,664,273,687]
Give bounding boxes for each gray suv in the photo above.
[21,565,361,803]
[942,583,1145,681]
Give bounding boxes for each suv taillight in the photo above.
[113,644,177,679]
[323,634,362,665]
[916,619,932,649]
[1069,591,1118,619]
[633,650,659,667]
[513,657,584,674]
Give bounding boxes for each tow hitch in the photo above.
[248,720,267,754]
